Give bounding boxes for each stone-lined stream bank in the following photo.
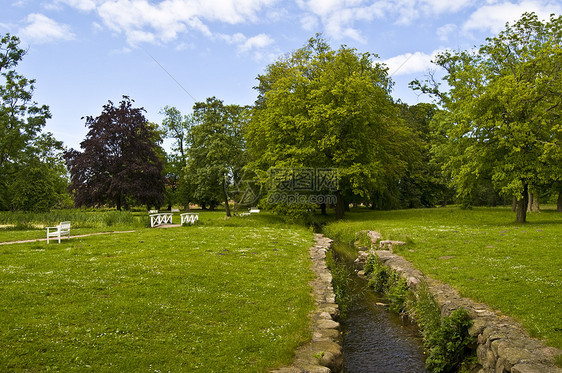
[273,231,561,372]
[272,234,343,372]
[354,230,562,373]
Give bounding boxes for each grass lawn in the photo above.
[0,212,315,371]
[323,206,562,349]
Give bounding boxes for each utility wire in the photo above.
[389,52,415,77]
[142,48,198,102]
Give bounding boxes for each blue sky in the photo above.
[1,0,561,150]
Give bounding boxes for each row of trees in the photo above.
[1,12,560,222]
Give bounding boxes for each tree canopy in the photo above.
[247,35,410,218]
[65,96,165,210]
[0,33,66,212]
[185,97,247,216]
[413,13,562,222]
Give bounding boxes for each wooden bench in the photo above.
[180,213,198,225]
[46,221,71,244]
[150,213,172,227]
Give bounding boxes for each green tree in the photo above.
[413,13,562,222]
[247,35,407,218]
[185,97,247,216]
[9,133,69,212]
[66,97,165,210]
[0,33,67,211]
[160,106,194,210]
[396,103,451,208]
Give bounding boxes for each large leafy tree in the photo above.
[185,97,247,216]
[396,103,451,208]
[66,96,165,210]
[0,33,66,211]
[247,35,407,218]
[414,13,562,222]
[160,106,193,210]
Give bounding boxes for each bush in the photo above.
[425,309,474,373]
[387,274,408,314]
[365,253,475,372]
[326,250,354,317]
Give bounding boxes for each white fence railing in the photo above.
[150,213,173,227]
[180,213,199,225]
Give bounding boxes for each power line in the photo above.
[142,48,198,102]
[389,53,415,77]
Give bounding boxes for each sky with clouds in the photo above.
[2,0,561,150]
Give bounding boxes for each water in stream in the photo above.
[331,241,428,373]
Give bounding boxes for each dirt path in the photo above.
[0,230,137,245]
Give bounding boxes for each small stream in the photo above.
[331,241,428,373]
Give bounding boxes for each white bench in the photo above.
[150,213,172,227]
[180,213,198,225]
[46,221,71,244]
[171,208,180,213]
[149,209,158,214]
[239,208,260,216]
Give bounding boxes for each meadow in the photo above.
[323,206,562,350]
[0,211,315,372]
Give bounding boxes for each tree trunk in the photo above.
[335,191,345,220]
[512,197,517,212]
[557,192,562,212]
[515,184,528,223]
[527,189,540,213]
[201,202,207,210]
[320,203,327,215]
[222,179,231,217]
[531,192,540,212]
[116,195,122,211]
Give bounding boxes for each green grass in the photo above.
[0,209,298,244]
[0,214,315,371]
[324,206,562,349]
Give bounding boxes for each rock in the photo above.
[469,319,488,337]
[511,363,562,373]
[368,230,382,245]
[500,347,534,370]
[317,319,339,330]
[379,240,406,250]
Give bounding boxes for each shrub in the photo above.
[365,253,475,372]
[326,250,354,318]
[425,309,474,373]
[387,274,408,314]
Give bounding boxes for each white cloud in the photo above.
[296,0,472,42]
[419,0,473,15]
[219,32,275,57]
[53,0,99,12]
[437,23,458,41]
[239,33,274,52]
[54,0,279,45]
[463,0,562,34]
[19,14,75,44]
[382,50,444,76]
[300,13,319,31]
